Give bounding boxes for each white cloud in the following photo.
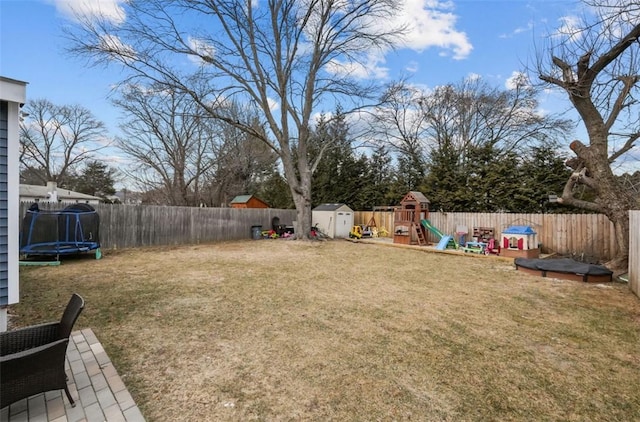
[267,97,280,112]
[326,0,472,80]
[467,72,481,82]
[98,34,136,61]
[311,112,333,127]
[188,37,215,65]
[47,0,127,25]
[505,71,531,90]
[326,52,390,80]
[514,21,534,35]
[394,0,472,60]
[405,61,419,73]
[500,21,534,39]
[554,15,583,43]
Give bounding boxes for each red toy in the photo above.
[485,238,501,255]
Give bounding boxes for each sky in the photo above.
[1,0,637,180]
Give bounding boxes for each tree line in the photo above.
[19,77,634,213]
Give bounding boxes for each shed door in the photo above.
[335,212,352,238]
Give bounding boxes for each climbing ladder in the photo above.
[412,222,426,246]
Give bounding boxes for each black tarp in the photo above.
[514,258,612,276]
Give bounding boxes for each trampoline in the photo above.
[20,203,101,259]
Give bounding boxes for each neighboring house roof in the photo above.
[313,203,352,212]
[19,184,101,202]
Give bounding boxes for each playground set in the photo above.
[392,191,459,250]
[390,191,504,255]
[365,191,611,283]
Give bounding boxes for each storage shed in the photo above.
[312,203,353,238]
[230,194,269,209]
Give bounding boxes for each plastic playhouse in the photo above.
[500,225,539,258]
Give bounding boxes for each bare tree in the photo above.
[537,1,640,272]
[67,0,404,237]
[19,99,109,186]
[202,113,279,207]
[372,76,570,174]
[371,82,430,177]
[114,84,218,206]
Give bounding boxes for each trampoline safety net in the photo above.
[20,203,101,256]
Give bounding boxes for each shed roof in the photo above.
[313,203,352,212]
[230,195,253,204]
[230,194,268,203]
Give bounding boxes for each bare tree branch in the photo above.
[66,0,406,237]
[19,99,110,185]
[536,2,640,271]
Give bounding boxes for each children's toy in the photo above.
[484,238,501,255]
[349,225,373,239]
[20,203,101,261]
[422,219,458,249]
[501,225,539,258]
[461,241,486,254]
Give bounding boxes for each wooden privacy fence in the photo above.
[630,211,639,297]
[355,211,619,263]
[17,202,629,269]
[19,203,297,250]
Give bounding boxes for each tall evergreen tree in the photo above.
[519,145,578,213]
[356,146,397,209]
[423,139,471,212]
[257,171,294,209]
[70,161,117,201]
[310,112,369,209]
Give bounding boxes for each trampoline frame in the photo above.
[20,205,101,259]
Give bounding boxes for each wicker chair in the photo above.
[0,293,85,409]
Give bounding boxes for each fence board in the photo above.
[19,203,297,250]
[355,211,618,262]
[18,202,624,265]
[629,211,639,297]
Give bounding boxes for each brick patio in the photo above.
[0,329,145,422]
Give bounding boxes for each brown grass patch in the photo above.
[14,240,640,421]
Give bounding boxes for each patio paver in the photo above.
[0,328,144,422]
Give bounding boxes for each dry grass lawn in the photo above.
[13,240,640,421]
